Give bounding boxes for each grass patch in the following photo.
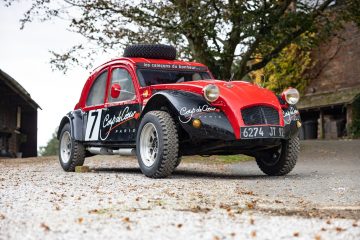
[182,154,253,164]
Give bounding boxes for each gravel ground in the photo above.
[1,140,359,240]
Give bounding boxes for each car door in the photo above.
[83,68,109,142]
[99,65,141,142]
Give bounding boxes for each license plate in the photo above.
[240,126,284,139]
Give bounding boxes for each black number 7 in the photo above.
[89,111,98,139]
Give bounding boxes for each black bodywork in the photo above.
[58,90,300,156]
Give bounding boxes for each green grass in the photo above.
[181,154,254,164]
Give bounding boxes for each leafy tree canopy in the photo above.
[250,36,313,94]
[4,0,360,80]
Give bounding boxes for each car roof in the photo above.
[91,57,208,74]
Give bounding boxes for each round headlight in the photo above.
[203,84,220,102]
[282,88,300,105]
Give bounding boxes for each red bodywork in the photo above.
[75,58,284,139]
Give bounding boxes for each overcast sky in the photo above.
[0,2,114,149]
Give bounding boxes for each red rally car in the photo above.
[57,44,301,178]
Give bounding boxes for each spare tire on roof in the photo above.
[123,44,176,60]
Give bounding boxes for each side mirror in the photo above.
[111,83,121,99]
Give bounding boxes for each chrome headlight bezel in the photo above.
[203,84,220,102]
[282,88,300,105]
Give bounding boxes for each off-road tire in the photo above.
[256,136,299,176]
[58,123,85,172]
[124,44,176,60]
[136,111,179,178]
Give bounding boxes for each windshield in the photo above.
[136,69,211,87]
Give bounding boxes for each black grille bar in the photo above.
[241,106,279,125]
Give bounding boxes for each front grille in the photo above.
[241,106,279,125]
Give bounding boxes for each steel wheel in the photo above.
[60,131,72,164]
[136,111,179,178]
[261,145,282,167]
[256,137,299,176]
[139,122,159,167]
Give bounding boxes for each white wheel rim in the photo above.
[60,131,72,164]
[140,123,159,167]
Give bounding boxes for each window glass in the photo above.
[108,68,136,102]
[86,70,107,106]
[136,69,211,86]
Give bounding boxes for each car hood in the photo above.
[151,80,285,133]
[151,80,281,109]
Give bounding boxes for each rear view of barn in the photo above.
[0,69,40,158]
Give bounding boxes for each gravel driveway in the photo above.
[1,140,359,239]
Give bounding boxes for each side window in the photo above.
[108,68,136,102]
[86,70,108,106]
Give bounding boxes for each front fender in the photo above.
[282,105,301,139]
[57,109,85,141]
[143,90,235,141]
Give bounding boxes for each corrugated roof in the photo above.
[0,68,41,110]
[298,86,360,110]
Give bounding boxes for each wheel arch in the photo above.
[57,110,85,141]
[57,116,71,140]
[140,91,235,146]
[141,93,178,119]
[141,92,190,141]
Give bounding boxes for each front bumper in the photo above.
[180,109,301,142]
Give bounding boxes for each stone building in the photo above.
[0,69,40,157]
[298,22,360,139]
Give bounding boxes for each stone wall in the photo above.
[305,22,360,94]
